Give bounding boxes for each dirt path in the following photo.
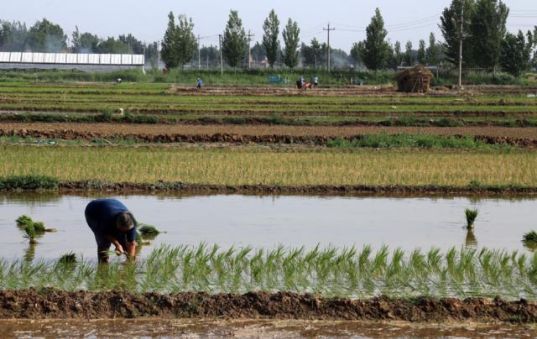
[0,289,535,322]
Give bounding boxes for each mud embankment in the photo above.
[2,128,537,147]
[0,289,535,322]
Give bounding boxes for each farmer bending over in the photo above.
[85,198,137,263]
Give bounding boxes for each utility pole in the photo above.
[323,23,335,72]
[219,34,224,75]
[458,4,464,89]
[247,30,255,69]
[197,35,201,70]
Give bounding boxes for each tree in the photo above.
[440,0,475,66]
[417,40,427,64]
[470,0,509,70]
[282,18,300,68]
[500,30,534,76]
[119,34,145,54]
[350,42,361,67]
[97,37,131,54]
[262,10,280,67]
[27,18,67,52]
[222,10,247,68]
[426,33,442,65]
[251,42,267,65]
[302,38,323,68]
[357,8,390,71]
[72,27,100,53]
[0,21,28,51]
[404,41,414,66]
[200,45,220,68]
[174,15,197,68]
[161,12,179,69]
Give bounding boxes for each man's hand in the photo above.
[125,241,137,261]
[113,241,125,256]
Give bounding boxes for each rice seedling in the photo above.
[23,223,37,245]
[0,245,535,300]
[139,224,160,240]
[58,253,77,265]
[15,215,55,234]
[465,209,479,229]
[523,231,537,251]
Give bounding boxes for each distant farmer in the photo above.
[196,78,203,89]
[313,76,319,88]
[85,199,137,263]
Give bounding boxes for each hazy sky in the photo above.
[2,0,536,51]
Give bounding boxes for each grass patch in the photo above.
[326,134,504,149]
[0,175,59,190]
[0,245,535,300]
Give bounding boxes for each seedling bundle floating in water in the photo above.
[16,215,56,235]
[465,209,479,229]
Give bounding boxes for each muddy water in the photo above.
[0,319,535,338]
[0,193,536,260]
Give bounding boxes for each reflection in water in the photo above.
[465,229,478,248]
[0,319,536,338]
[23,243,36,262]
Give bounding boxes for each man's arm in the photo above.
[125,241,137,260]
[105,234,124,255]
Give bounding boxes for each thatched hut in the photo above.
[396,65,434,93]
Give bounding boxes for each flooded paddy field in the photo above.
[1,193,536,260]
[1,318,536,338]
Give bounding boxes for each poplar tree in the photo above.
[357,8,390,70]
[282,18,300,68]
[262,10,280,67]
[222,10,247,68]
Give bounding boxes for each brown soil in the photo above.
[2,123,537,146]
[55,182,537,197]
[0,289,535,322]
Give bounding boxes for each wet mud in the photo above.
[1,318,536,337]
[0,289,535,323]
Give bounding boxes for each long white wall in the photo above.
[0,52,145,65]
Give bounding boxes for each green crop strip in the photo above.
[0,245,535,299]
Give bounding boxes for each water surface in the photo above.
[0,193,535,260]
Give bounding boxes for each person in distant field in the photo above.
[196,78,203,89]
[85,199,137,263]
[313,76,319,88]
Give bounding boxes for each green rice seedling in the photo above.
[139,224,160,240]
[16,215,32,228]
[58,253,77,265]
[522,231,537,251]
[23,223,37,245]
[465,209,479,229]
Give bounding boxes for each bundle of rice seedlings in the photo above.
[139,223,160,240]
[465,209,478,229]
[58,252,77,265]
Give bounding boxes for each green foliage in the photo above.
[58,253,77,265]
[139,224,161,240]
[0,175,59,190]
[440,0,476,66]
[326,134,497,149]
[16,215,33,228]
[282,19,300,69]
[404,41,414,66]
[175,15,197,69]
[426,33,443,65]
[500,31,534,76]
[23,223,37,244]
[358,8,390,70]
[222,10,247,68]
[470,0,509,70]
[161,12,179,69]
[417,40,427,65]
[26,18,67,52]
[465,209,479,229]
[262,10,280,68]
[302,38,323,68]
[0,245,535,300]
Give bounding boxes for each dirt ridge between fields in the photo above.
[0,289,535,322]
[2,128,537,147]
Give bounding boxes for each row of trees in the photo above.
[355,0,536,76]
[0,19,159,65]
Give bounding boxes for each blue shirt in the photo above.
[85,199,136,242]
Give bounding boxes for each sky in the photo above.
[2,0,536,51]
